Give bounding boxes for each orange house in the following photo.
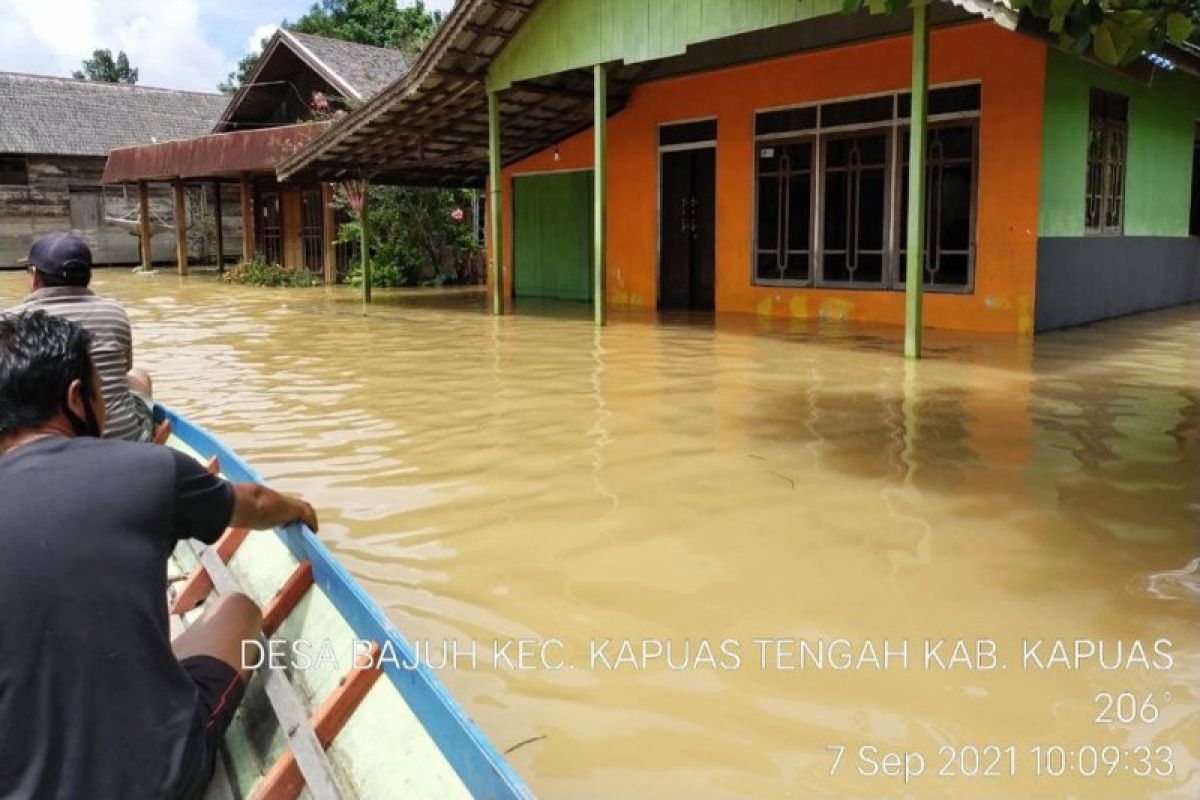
[280,0,1200,335]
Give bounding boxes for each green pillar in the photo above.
[361,178,371,305]
[593,64,608,327]
[488,91,504,316]
[904,2,929,359]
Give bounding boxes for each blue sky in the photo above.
[0,0,457,93]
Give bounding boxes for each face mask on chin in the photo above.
[63,379,102,439]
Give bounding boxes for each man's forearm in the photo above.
[230,483,318,532]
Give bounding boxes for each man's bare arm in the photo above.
[230,483,319,533]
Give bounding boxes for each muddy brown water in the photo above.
[3,271,1198,799]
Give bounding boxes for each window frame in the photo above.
[753,135,817,287]
[1084,88,1129,236]
[749,82,981,294]
[892,119,980,295]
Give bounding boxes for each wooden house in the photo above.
[0,72,227,267]
[102,30,413,280]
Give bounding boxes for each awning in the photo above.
[102,121,329,184]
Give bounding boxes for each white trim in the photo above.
[280,29,363,101]
[655,115,718,129]
[754,79,982,118]
[659,141,717,153]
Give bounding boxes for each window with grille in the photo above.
[898,124,977,290]
[752,83,979,291]
[755,140,812,283]
[1085,89,1128,235]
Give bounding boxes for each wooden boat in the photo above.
[162,406,534,800]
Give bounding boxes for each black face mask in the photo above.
[63,376,102,439]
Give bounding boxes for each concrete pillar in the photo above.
[904,2,930,359]
[137,180,152,273]
[487,91,504,315]
[172,180,188,276]
[593,64,608,327]
[240,172,255,264]
[212,180,224,272]
[321,182,337,285]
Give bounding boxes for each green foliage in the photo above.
[222,255,322,288]
[337,185,483,288]
[1011,0,1197,65]
[220,0,442,92]
[72,49,138,84]
[840,0,1198,67]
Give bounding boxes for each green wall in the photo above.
[512,171,595,301]
[487,0,841,90]
[1040,49,1200,237]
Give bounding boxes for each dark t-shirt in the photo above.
[0,436,235,799]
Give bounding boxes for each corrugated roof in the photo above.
[282,30,414,100]
[0,72,228,157]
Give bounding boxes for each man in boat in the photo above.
[0,310,320,799]
[6,232,169,443]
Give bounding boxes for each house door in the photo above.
[659,147,716,311]
[512,170,594,301]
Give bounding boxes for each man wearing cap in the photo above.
[8,233,166,442]
[0,310,320,798]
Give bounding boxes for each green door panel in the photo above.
[513,171,594,301]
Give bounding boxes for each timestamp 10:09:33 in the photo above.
[827,744,1176,783]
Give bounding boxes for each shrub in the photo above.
[222,254,322,288]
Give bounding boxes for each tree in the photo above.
[1012,0,1197,65]
[72,49,139,84]
[841,0,1197,67]
[219,0,442,93]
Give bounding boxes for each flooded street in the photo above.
[3,271,1197,798]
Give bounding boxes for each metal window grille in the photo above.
[1085,89,1128,235]
[751,83,979,293]
[301,189,325,274]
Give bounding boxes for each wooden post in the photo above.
[904,2,929,359]
[212,180,224,273]
[136,180,152,273]
[593,64,608,327]
[360,179,371,305]
[487,91,503,315]
[240,172,254,264]
[172,180,189,276]
[321,183,337,285]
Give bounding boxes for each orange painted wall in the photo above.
[497,22,1047,333]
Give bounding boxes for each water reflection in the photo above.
[2,271,1196,799]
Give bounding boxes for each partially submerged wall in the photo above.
[1036,50,1200,330]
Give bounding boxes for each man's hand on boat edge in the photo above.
[230,482,320,533]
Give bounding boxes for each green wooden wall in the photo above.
[512,170,595,301]
[487,0,842,90]
[1039,49,1200,237]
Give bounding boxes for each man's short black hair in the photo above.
[0,311,95,438]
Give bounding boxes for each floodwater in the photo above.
[3,271,1198,799]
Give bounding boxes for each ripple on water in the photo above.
[3,271,1197,799]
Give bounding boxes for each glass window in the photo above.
[821,132,888,285]
[750,84,981,293]
[1085,89,1128,235]
[898,123,977,290]
[755,141,812,283]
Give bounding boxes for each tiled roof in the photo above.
[283,30,414,100]
[0,72,228,157]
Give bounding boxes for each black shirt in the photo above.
[0,436,235,799]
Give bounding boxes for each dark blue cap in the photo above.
[27,233,93,279]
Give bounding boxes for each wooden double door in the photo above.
[659,147,716,311]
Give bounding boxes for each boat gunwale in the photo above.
[162,404,534,800]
